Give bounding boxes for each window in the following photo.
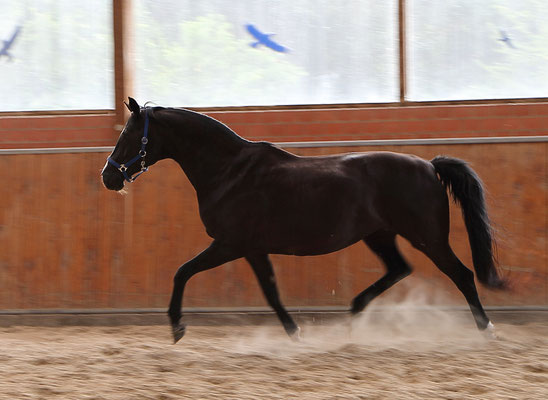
[134,0,399,107]
[2,1,545,113]
[407,0,548,101]
[0,0,113,111]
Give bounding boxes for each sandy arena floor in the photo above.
[1,307,547,400]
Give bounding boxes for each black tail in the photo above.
[431,156,507,289]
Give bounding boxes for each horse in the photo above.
[101,97,507,344]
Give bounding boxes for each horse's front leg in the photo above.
[168,240,240,344]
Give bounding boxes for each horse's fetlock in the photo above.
[350,297,366,314]
[168,310,181,324]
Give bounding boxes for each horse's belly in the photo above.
[274,235,363,256]
[257,215,375,256]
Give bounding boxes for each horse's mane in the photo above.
[148,106,250,145]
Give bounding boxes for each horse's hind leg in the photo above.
[425,243,492,332]
[246,254,300,340]
[351,230,412,314]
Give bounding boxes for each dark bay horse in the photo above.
[101,98,507,344]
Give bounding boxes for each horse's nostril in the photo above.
[101,171,124,191]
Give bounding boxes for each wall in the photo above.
[0,114,115,149]
[209,102,548,143]
[0,102,547,311]
[1,102,547,148]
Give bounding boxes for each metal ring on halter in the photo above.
[119,165,127,172]
[141,137,149,144]
[139,150,146,157]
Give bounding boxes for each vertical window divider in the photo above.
[398,0,407,104]
[113,0,134,133]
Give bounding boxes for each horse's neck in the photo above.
[163,110,249,194]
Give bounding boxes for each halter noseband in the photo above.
[107,109,150,183]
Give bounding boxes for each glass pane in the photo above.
[134,0,398,107]
[0,0,113,111]
[407,0,548,101]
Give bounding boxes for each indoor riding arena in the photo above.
[1,1,547,399]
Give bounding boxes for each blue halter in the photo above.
[107,109,150,183]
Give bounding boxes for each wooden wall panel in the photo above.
[1,102,547,149]
[0,114,116,149]
[0,142,546,311]
[209,102,548,143]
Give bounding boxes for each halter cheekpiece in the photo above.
[107,109,150,183]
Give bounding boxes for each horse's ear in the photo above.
[127,97,141,115]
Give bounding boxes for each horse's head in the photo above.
[101,97,163,191]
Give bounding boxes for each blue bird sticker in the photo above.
[245,24,289,53]
[0,25,22,61]
[498,30,515,49]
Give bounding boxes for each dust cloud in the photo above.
[233,277,484,358]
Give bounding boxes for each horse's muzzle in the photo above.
[101,163,125,191]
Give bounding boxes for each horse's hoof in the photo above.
[289,327,302,342]
[482,321,498,340]
[172,324,186,344]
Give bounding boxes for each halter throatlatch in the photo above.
[107,109,150,183]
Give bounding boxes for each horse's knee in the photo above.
[173,266,188,283]
[384,260,412,283]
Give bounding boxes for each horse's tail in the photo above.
[431,156,507,289]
